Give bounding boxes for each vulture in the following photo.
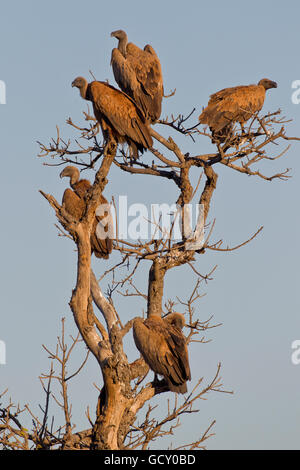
[60,166,113,259]
[110,30,163,123]
[72,77,153,158]
[199,78,277,142]
[133,313,191,394]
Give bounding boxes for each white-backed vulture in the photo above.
[60,166,113,259]
[199,78,277,142]
[72,77,153,158]
[133,313,191,394]
[110,30,163,123]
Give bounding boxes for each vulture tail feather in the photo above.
[131,118,153,152]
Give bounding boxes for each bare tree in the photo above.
[1,92,298,450]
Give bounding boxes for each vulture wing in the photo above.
[89,81,153,151]
[93,194,113,259]
[208,85,247,104]
[111,42,163,122]
[162,324,191,387]
[61,188,85,220]
[111,48,139,101]
[200,84,266,132]
[91,218,112,259]
[127,43,163,98]
[133,317,190,393]
[72,179,113,259]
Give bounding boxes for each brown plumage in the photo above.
[60,166,113,259]
[199,78,277,141]
[133,313,191,394]
[110,30,163,123]
[72,77,153,158]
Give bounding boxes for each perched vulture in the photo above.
[199,78,277,142]
[60,166,113,259]
[110,30,163,123]
[72,77,153,158]
[133,313,191,394]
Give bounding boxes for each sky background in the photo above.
[1,0,300,450]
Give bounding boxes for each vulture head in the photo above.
[60,165,80,186]
[72,76,88,99]
[110,29,127,41]
[258,78,278,90]
[164,312,186,331]
[111,29,128,56]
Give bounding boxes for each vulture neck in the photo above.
[80,80,89,100]
[69,172,80,187]
[118,35,128,57]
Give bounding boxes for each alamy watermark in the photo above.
[95,196,205,250]
[291,80,300,104]
[0,80,6,104]
[0,340,6,365]
[291,340,300,365]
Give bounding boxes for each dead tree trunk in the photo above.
[35,103,299,450]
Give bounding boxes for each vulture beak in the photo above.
[273,81,278,88]
[59,170,65,179]
[71,80,76,88]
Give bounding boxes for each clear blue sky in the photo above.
[1,0,300,450]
